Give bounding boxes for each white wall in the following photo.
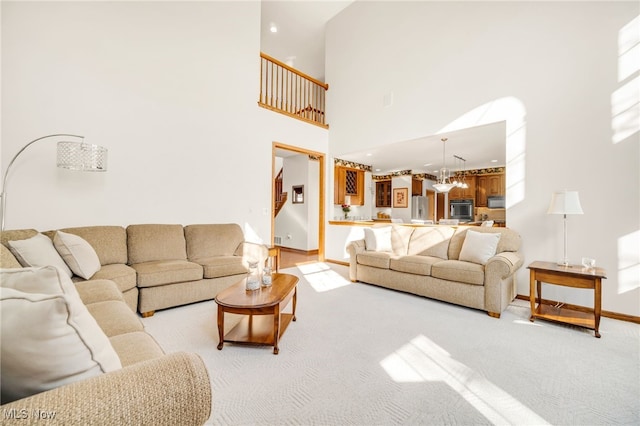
[326,2,640,316]
[1,2,328,244]
[275,153,319,251]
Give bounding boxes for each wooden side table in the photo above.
[528,261,607,338]
[267,246,281,272]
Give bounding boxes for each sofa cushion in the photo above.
[0,228,38,247]
[357,251,394,269]
[0,244,21,268]
[389,255,444,276]
[185,224,245,260]
[459,230,501,265]
[431,260,485,285]
[56,226,128,265]
[195,256,246,279]
[53,231,101,279]
[89,264,137,293]
[131,260,203,288]
[0,267,121,404]
[7,233,72,277]
[127,224,187,264]
[364,226,392,252]
[407,226,455,259]
[391,225,415,255]
[85,300,145,337]
[109,332,164,367]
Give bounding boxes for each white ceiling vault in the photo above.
[261,1,507,174]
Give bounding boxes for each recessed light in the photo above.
[269,23,278,33]
[491,159,498,163]
[423,163,432,167]
[375,168,381,172]
[366,153,372,157]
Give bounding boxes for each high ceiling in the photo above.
[260,1,353,81]
[263,1,507,174]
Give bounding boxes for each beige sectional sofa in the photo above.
[347,225,524,317]
[0,222,265,423]
[2,223,266,317]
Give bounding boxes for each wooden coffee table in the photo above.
[215,273,298,354]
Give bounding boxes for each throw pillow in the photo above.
[459,230,501,265]
[53,231,101,279]
[7,233,72,277]
[363,227,392,252]
[0,267,122,404]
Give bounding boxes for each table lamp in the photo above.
[547,190,583,266]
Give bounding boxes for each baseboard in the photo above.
[515,294,640,324]
[325,259,349,267]
[277,246,319,256]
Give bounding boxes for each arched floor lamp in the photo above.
[1,134,108,231]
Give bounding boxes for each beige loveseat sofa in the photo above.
[1,223,266,317]
[347,225,524,317]
[0,265,211,424]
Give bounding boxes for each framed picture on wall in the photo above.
[393,188,408,208]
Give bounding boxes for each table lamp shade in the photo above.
[547,190,583,215]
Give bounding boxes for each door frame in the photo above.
[272,142,325,262]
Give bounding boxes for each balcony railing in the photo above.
[258,52,329,128]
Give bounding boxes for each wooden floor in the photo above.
[278,247,318,270]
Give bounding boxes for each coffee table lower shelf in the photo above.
[531,304,596,331]
[219,313,295,351]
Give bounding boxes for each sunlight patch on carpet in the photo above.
[381,334,550,425]
[297,262,352,292]
[513,319,544,327]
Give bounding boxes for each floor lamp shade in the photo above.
[1,134,108,231]
[547,190,583,266]
[57,141,108,171]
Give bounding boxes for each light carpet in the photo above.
[142,263,640,425]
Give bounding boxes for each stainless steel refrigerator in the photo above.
[411,196,428,220]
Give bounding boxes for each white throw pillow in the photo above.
[363,227,392,252]
[0,267,122,404]
[7,233,72,277]
[53,231,101,279]
[0,266,79,298]
[458,230,501,265]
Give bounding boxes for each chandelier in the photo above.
[454,155,469,189]
[433,138,456,193]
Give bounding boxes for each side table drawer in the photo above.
[535,270,595,289]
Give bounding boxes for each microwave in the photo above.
[487,196,505,209]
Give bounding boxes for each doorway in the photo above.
[272,142,325,268]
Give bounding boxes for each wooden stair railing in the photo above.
[274,168,287,217]
[259,52,329,129]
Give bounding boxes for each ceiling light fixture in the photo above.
[432,138,456,193]
[453,155,469,189]
[269,23,278,33]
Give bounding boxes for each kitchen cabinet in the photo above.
[412,179,423,196]
[375,180,392,207]
[334,166,364,205]
[449,175,476,200]
[476,173,505,207]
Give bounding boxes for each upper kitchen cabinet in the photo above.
[375,180,392,207]
[449,175,476,200]
[412,178,423,196]
[334,165,364,205]
[476,173,505,206]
